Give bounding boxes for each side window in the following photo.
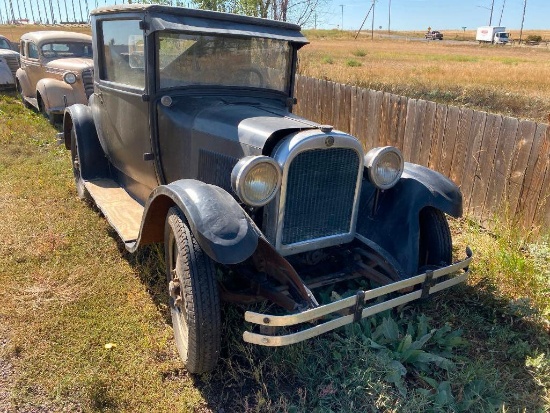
[28,42,39,59]
[100,19,145,89]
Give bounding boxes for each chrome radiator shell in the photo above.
[264,129,364,256]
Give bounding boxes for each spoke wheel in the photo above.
[418,207,452,270]
[165,207,221,374]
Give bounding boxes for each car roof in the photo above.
[20,31,92,44]
[91,4,308,45]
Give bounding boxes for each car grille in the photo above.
[82,68,94,98]
[282,147,360,245]
[4,55,19,77]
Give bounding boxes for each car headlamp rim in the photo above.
[231,156,282,207]
[63,71,77,84]
[364,146,404,190]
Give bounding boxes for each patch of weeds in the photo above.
[346,59,362,67]
[322,55,333,64]
[84,376,120,411]
[353,49,367,57]
[358,313,465,396]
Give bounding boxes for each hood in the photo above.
[0,49,19,57]
[191,100,319,150]
[45,58,93,72]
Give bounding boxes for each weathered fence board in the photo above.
[418,100,437,167]
[450,108,474,188]
[507,120,538,222]
[439,105,460,178]
[293,75,550,231]
[427,104,448,171]
[461,111,487,211]
[483,116,519,224]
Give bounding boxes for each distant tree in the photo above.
[193,0,324,26]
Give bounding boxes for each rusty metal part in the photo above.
[353,248,401,282]
[251,238,318,308]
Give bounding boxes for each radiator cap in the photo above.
[320,125,333,133]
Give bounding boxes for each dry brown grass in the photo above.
[0,24,91,42]
[299,34,550,122]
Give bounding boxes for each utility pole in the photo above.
[371,0,375,40]
[339,4,344,30]
[498,0,506,26]
[489,0,494,25]
[388,0,391,34]
[519,0,527,44]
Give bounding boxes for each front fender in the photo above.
[0,60,14,86]
[37,78,76,113]
[135,179,259,265]
[356,162,462,277]
[15,68,32,97]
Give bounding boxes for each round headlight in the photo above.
[63,72,77,84]
[231,156,282,207]
[364,146,404,190]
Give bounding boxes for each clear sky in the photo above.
[0,0,547,31]
[315,0,549,31]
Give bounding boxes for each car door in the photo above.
[21,41,43,97]
[92,18,158,202]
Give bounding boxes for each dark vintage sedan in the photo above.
[60,4,471,373]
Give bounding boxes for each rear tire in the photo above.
[165,207,221,374]
[70,124,91,201]
[418,207,452,270]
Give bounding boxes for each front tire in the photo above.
[165,207,221,374]
[418,207,452,270]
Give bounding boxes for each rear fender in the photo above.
[62,104,109,180]
[356,162,462,277]
[134,180,259,265]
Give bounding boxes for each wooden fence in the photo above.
[293,75,550,232]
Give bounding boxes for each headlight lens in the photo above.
[364,146,404,189]
[63,72,77,84]
[231,156,281,207]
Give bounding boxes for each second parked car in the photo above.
[16,31,93,124]
[0,35,20,89]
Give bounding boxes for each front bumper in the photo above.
[243,248,472,346]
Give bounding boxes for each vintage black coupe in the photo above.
[60,4,472,373]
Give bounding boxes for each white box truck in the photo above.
[476,26,510,44]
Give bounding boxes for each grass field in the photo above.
[0,25,549,412]
[299,30,550,123]
[0,93,549,411]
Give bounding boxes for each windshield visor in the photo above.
[157,32,291,92]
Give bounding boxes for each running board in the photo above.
[84,179,144,243]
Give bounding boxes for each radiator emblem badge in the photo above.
[325,136,334,147]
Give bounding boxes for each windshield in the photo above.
[0,38,11,50]
[498,33,509,38]
[157,32,291,92]
[41,42,93,58]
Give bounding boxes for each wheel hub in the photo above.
[169,269,182,307]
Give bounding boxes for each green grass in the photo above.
[0,92,548,411]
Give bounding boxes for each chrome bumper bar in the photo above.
[243,249,472,347]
